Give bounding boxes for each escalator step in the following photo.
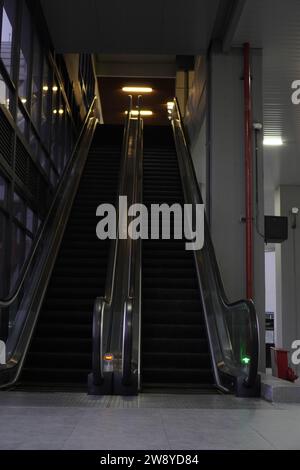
[141,126,213,391]
[20,124,123,389]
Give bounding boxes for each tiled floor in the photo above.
[0,392,299,449]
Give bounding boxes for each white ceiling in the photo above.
[233,0,300,214]
[41,0,220,54]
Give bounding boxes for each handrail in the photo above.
[90,96,133,387]
[103,95,133,306]
[0,112,97,388]
[122,97,143,386]
[172,97,259,390]
[0,96,97,308]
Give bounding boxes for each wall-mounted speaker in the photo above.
[265,216,288,244]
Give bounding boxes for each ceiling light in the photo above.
[52,86,58,92]
[263,136,283,146]
[122,87,153,93]
[125,110,153,117]
[43,85,49,92]
[58,109,64,115]
[53,109,58,114]
[21,98,27,104]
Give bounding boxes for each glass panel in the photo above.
[41,57,52,149]
[13,192,25,225]
[0,73,13,113]
[0,174,7,205]
[25,234,32,258]
[17,107,28,136]
[31,33,42,127]
[0,211,7,297]
[0,0,16,77]
[29,128,38,157]
[26,207,34,233]
[39,148,50,176]
[18,3,32,108]
[10,224,25,289]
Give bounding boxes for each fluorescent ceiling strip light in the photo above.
[122,87,153,93]
[263,137,283,146]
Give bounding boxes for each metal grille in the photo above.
[0,110,14,166]
[15,138,29,187]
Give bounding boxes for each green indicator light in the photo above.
[241,356,251,365]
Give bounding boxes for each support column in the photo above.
[275,185,300,375]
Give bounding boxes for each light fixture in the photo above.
[53,109,58,114]
[263,136,283,146]
[104,353,114,362]
[52,85,58,92]
[122,87,153,93]
[167,101,174,110]
[125,110,153,117]
[43,85,49,92]
[58,109,64,115]
[21,98,27,104]
[241,356,251,365]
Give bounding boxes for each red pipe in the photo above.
[243,43,254,300]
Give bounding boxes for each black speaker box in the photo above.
[265,216,288,244]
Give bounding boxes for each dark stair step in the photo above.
[143,338,209,353]
[142,368,214,384]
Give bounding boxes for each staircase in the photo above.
[141,126,214,391]
[19,125,123,389]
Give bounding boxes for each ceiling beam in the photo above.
[222,0,247,52]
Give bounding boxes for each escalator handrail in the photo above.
[172,97,259,389]
[103,96,133,306]
[122,100,143,386]
[92,97,133,384]
[0,96,98,308]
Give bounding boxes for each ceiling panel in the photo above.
[41,0,220,54]
[233,0,300,213]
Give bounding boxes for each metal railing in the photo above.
[0,98,98,387]
[90,97,143,394]
[0,97,97,308]
[171,98,259,391]
[90,96,134,387]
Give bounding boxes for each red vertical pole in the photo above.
[243,43,254,300]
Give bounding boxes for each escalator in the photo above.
[18,124,123,389]
[141,126,214,391]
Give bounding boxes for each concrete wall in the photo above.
[186,46,266,370]
[209,45,265,370]
[275,185,300,373]
[185,56,208,205]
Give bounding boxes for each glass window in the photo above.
[39,148,50,176]
[17,107,28,136]
[41,57,52,149]
[31,33,42,127]
[26,207,34,233]
[10,224,25,288]
[18,3,32,108]
[0,72,13,113]
[0,211,7,297]
[0,174,7,205]
[0,0,16,77]
[13,192,25,225]
[25,234,32,258]
[29,127,38,157]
